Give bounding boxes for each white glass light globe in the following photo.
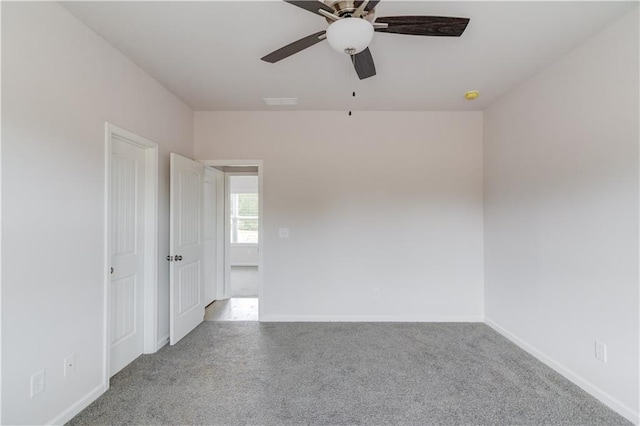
[326,18,374,55]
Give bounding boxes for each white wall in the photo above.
[483,8,639,423]
[230,246,259,267]
[195,111,485,321]
[1,3,193,424]
[230,175,258,194]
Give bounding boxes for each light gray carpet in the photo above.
[231,266,258,298]
[68,323,630,425]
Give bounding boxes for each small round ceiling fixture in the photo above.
[464,90,480,100]
[326,18,374,55]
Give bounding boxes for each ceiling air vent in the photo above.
[262,97,298,106]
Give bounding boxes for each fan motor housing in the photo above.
[324,0,376,22]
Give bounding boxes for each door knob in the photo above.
[110,267,114,274]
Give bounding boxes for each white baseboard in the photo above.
[260,314,484,322]
[157,334,169,350]
[47,382,106,426]
[485,317,639,425]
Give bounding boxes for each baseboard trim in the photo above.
[47,382,106,426]
[260,314,484,322]
[157,334,169,350]
[485,317,639,425]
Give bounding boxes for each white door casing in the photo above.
[214,169,225,301]
[104,123,158,384]
[109,138,145,376]
[222,173,232,300]
[170,153,205,345]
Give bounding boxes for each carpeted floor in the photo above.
[231,266,258,298]
[67,322,630,425]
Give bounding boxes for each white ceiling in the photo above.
[62,1,637,111]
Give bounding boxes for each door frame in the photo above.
[199,160,263,320]
[103,123,159,385]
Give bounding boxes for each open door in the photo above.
[169,153,205,345]
[204,167,224,305]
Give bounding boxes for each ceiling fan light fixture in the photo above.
[326,18,374,55]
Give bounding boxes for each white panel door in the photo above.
[110,138,145,375]
[204,167,224,305]
[170,153,205,345]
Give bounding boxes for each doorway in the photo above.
[200,162,263,321]
[104,123,158,380]
[229,174,259,299]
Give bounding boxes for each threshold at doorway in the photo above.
[205,298,258,321]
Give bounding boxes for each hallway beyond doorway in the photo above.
[205,298,258,321]
[231,266,258,297]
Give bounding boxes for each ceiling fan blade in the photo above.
[354,0,381,13]
[365,0,381,12]
[374,16,470,37]
[261,31,326,63]
[352,48,376,80]
[284,0,336,17]
[353,0,381,17]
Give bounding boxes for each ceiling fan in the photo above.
[261,0,470,80]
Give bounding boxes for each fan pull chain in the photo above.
[349,55,355,117]
[349,90,355,116]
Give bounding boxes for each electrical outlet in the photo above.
[30,370,45,398]
[64,354,76,377]
[595,340,607,363]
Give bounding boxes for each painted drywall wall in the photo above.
[230,246,259,266]
[1,2,193,424]
[483,8,639,423]
[194,111,484,321]
[230,175,258,194]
